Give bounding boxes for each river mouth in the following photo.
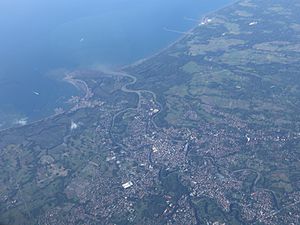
[0,0,234,129]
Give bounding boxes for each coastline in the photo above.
[0,109,69,134]
[0,74,95,134]
[63,73,92,99]
[0,74,84,134]
[121,0,239,71]
[0,0,240,134]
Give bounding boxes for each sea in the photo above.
[0,0,233,129]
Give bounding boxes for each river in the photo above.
[0,0,233,128]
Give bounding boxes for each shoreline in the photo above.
[0,74,83,134]
[0,110,69,134]
[0,75,94,134]
[121,0,239,71]
[0,0,240,134]
[63,73,92,99]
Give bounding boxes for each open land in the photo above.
[0,0,300,224]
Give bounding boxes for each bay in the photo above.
[0,0,233,128]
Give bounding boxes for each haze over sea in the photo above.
[0,0,232,129]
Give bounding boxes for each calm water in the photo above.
[0,0,233,128]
